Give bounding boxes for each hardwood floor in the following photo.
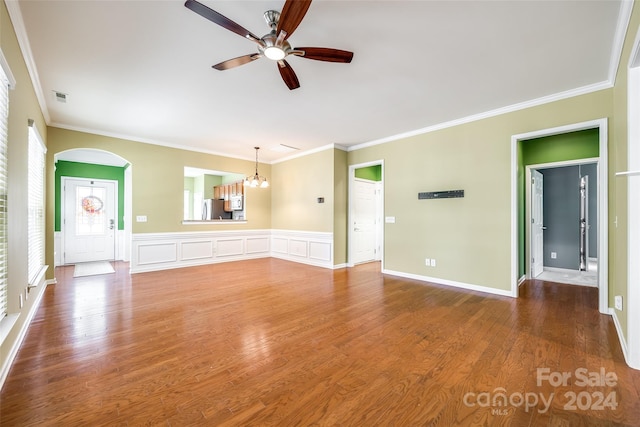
[1,259,639,426]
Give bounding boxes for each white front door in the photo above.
[352,179,377,264]
[63,178,116,264]
[532,170,544,277]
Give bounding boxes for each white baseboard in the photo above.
[518,275,526,286]
[0,279,49,390]
[609,308,637,369]
[382,269,514,298]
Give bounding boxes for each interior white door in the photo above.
[532,170,544,277]
[63,178,116,264]
[352,179,377,264]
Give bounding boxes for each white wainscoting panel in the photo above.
[131,230,272,273]
[247,237,270,254]
[216,238,244,257]
[270,230,333,268]
[180,240,214,261]
[137,242,178,265]
[309,241,332,262]
[289,239,308,258]
[271,237,288,255]
[130,230,334,273]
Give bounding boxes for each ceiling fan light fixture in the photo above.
[263,46,286,61]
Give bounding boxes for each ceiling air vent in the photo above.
[271,144,300,153]
[53,91,68,103]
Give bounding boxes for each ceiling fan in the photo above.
[184,0,354,90]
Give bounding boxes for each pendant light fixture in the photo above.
[244,147,269,188]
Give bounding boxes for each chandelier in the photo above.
[244,147,269,188]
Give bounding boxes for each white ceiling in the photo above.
[9,0,626,163]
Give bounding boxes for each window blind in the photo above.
[0,66,9,318]
[28,121,46,285]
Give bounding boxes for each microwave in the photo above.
[230,195,243,210]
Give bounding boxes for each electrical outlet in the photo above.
[614,295,623,311]
[431,259,436,267]
[425,258,431,266]
[551,252,557,259]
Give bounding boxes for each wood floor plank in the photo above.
[1,259,639,426]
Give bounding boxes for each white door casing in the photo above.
[352,179,377,264]
[63,178,116,264]
[532,170,544,278]
[513,119,607,312]
[348,161,384,269]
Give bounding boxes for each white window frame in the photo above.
[28,120,46,286]
[0,49,16,344]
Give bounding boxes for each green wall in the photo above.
[355,165,382,181]
[517,128,600,276]
[55,160,126,231]
[521,128,600,164]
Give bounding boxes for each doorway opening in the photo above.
[348,161,384,267]
[511,119,608,314]
[526,159,599,288]
[54,149,132,267]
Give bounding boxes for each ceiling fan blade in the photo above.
[276,0,312,40]
[213,54,262,71]
[185,0,262,45]
[278,60,300,90]
[295,47,353,63]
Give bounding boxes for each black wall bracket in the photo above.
[418,190,464,200]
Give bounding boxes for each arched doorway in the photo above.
[54,149,132,266]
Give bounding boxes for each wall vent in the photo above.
[53,91,67,103]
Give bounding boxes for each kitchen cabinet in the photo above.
[213,181,244,201]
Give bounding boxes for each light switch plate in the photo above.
[136,215,147,222]
[385,216,396,223]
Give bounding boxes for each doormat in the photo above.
[73,261,115,277]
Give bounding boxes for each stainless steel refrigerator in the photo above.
[202,199,231,220]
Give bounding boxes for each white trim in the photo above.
[3,1,47,118]
[608,0,634,84]
[610,308,637,369]
[0,313,19,347]
[0,49,16,89]
[51,122,260,163]
[0,281,49,390]
[349,82,611,153]
[130,229,336,273]
[511,118,608,314]
[616,170,640,177]
[625,25,640,370]
[27,120,46,153]
[383,269,513,298]
[348,160,384,269]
